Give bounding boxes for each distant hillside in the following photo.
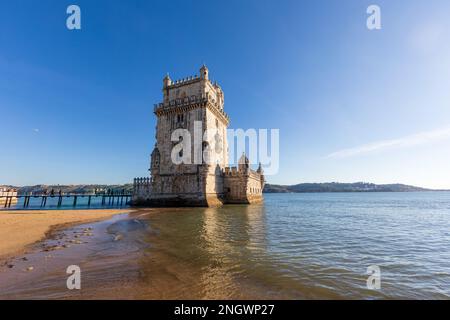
[3,182,441,195]
[263,182,432,193]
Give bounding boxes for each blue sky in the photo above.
[1,0,450,188]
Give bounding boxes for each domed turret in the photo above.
[163,73,172,88]
[257,162,263,174]
[238,153,250,172]
[150,146,160,174]
[200,64,209,80]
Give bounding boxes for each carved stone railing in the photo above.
[168,75,200,87]
[133,177,151,191]
[153,93,229,121]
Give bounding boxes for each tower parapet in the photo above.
[156,65,229,125]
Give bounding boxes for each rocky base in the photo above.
[132,193,263,207]
[224,195,264,205]
[132,193,224,207]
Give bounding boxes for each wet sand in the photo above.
[0,210,155,299]
[0,209,132,259]
[0,207,306,300]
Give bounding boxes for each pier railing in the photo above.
[0,193,132,209]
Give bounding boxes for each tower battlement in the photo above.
[155,65,229,125]
[165,75,200,88]
[161,66,224,107]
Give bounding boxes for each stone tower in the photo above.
[133,66,265,207]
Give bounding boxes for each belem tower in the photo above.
[133,65,265,207]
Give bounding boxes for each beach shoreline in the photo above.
[0,209,133,261]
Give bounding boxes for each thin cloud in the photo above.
[326,126,450,159]
[33,128,40,133]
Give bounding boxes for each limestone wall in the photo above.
[246,171,264,203]
[132,178,152,204]
[156,108,202,176]
[223,173,247,203]
[204,107,228,168]
[223,168,264,204]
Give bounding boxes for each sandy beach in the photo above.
[0,209,131,259]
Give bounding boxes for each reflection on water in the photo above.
[2,192,450,299]
[134,205,276,299]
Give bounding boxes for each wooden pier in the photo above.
[0,193,132,209]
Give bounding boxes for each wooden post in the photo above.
[88,196,91,206]
[73,196,77,207]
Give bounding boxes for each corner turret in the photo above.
[238,153,250,172]
[257,163,263,174]
[163,73,172,88]
[200,64,209,80]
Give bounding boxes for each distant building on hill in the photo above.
[0,187,18,206]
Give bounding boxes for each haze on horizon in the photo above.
[1,0,450,189]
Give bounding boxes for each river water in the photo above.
[1,192,450,299]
